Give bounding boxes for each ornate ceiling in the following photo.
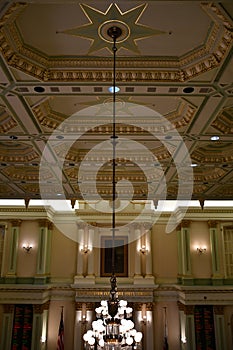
[0,1,232,203]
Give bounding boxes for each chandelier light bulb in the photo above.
[126,337,134,345]
[135,332,143,343]
[88,337,95,346]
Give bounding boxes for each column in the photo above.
[133,224,143,283]
[214,306,227,350]
[0,224,6,277]
[75,222,85,281]
[86,226,95,283]
[178,221,193,285]
[208,221,222,284]
[75,242,84,281]
[177,224,182,279]
[74,224,95,284]
[144,227,154,283]
[31,302,49,350]
[35,220,52,284]
[145,303,154,350]
[0,304,14,350]
[6,220,21,283]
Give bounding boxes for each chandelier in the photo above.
[83,26,143,350]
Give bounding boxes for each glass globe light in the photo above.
[126,337,133,345]
[135,332,143,343]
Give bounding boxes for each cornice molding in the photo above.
[0,3,232,82]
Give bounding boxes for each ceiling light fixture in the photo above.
[83,26,143,349]
[109,86,120,93]
[210,135,220,141]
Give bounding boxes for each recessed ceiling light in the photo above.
[210,135,220,141]
[108,86,120,93]
[183,87,194,94]
[34,86,45,93]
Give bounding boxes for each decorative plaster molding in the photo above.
[0,3,232,82]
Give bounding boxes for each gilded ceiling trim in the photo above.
[0,207,47,213]
[0,3,232,82]
[33,99,196,133]
[193,168,227,182]
[0,2,27,27]
[2,166,39,181]
[0,107,17,132]
[212,107,233,133]
[62,148,170,163]
[33,101,66,129]
[0,144,39,162]
[192,149,233,163]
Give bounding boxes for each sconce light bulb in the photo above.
[22,243,33,252]
[196,246,207,254]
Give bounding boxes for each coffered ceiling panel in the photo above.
[0,0,232,202]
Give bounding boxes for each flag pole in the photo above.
[163,307,169,350]
[57,306,64,350]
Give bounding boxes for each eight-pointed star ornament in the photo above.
[63,3,165,54]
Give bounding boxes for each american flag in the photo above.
[57,308,64,350]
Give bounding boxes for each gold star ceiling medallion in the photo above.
[63,3,165,54]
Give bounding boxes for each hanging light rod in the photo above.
[83,25,143,349]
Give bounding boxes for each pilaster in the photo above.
[178,302,196,350]
[31,302,50,350]
[6,220,21,282]
[208,221,223,285]
[177,221,193,285]
[0,304,14,350]
[213,305,227,350]
[35,220,52,284]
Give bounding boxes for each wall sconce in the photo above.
[140,245,148,255]
[40,335,46,344]
[22,243,33,253]
[196,246,207,254]
[80,303,87,323]
[181,336,187,344]
[141,304,148,324]
[81,245,90,254]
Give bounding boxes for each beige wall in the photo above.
[152,224,178,283]
[50,226,76,281]
[190,221,212,278]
